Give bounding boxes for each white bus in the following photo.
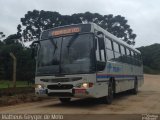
[32,23,143,104]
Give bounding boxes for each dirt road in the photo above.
[0,74,160,118]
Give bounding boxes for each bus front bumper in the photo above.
[35,88,93,98]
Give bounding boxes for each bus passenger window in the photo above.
[105,38,113,50]
[96,34,106,71]
[131,51,134,57]
[114,52,121,62]
[113,42,119,53]
[120,45,125,55]
[100,50,105,62]
[126,49,130,56]
[95,37,100,61]
[106,49,114,61]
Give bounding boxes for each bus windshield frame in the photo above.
[36,33,96,76]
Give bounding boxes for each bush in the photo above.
[143,66,160,74]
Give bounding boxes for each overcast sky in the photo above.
[0,0,160,47]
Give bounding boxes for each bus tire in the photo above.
[59,98,71,103]
[105,80,114,104]
[132,78,138,94]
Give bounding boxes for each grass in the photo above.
[0,80,32,89]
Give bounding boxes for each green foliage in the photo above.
[0,34,35,81]
[137,44,160,74]
[18,10,136,45]
[0,80,31,89]
[0,32,5,41]
[143,66,160,74]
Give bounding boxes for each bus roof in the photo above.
[41,23,140,54]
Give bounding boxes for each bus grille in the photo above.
[47,84,73,90]
[48,92,74,97]
[40,77,82,83]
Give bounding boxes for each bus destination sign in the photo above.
[52,27,81,36]
[41,24,91,39]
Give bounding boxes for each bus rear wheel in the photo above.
[59,98,71,103]
[131,79,138,94]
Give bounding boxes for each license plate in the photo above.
[39,89,46,94]
[75,89,86,94]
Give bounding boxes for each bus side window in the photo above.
[100,50,105,62]
[134,53,138,66]
[120,45,126,62]
[113,42,121,62]
[130,51,134,65]
[98,37,106,62]
[126,48,130,56]
[96,36,106,62]
[118,44,121,54]
[137,53,142,66]
[95,34,106,71]
[113,42,119,53]
[105,38,114,61]
[106,49,114,61]
[95,37,100,61]
[105,38,113,50]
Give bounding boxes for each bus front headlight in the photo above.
[35,84,45,89]
[76,82,93,89]
[82,83,88,88]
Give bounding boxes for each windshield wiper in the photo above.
[67,33,79,54]
[49,37,58,55]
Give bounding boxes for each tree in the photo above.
[0,32,5,40]
[0,34,35,80]
[0,32,5,79]
[138,44,160,71]
[18,10,136,45]
[0,32,5,46]
[3,34,20,45]
[71,12,136,45]
[17,10,62,42]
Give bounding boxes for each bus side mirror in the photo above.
[96,31,105,50]
[31,41,40,59]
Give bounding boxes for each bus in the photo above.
[32,23,143,104]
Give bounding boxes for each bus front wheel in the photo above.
[59,98,71,103]
[103,81,114,104]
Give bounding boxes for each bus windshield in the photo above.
[36,33,95,75]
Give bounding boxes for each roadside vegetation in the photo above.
[137,44,160,74]
[0,80,32,89]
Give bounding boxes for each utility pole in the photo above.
[10,52,16,88]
